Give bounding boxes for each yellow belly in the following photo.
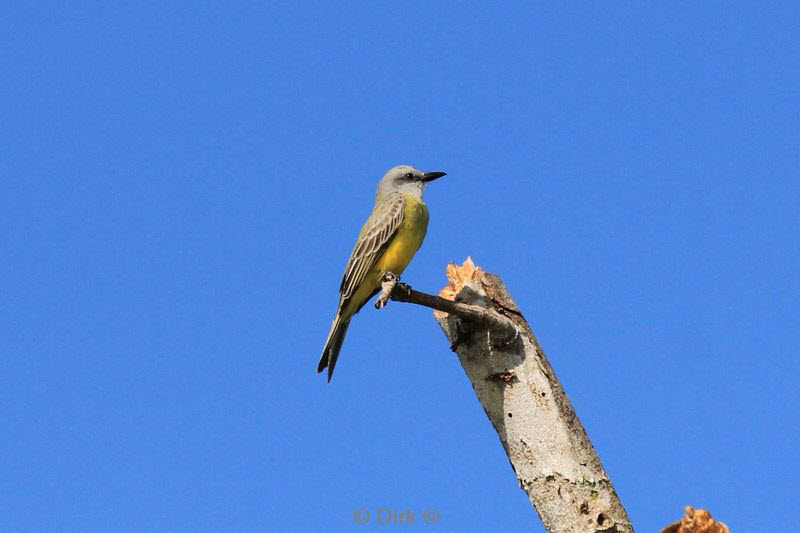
[345,194,429,315]
[374,195,429,275]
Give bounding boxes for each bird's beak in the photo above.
[421,171,446,182]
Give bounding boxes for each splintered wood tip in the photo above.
[660,506,729,533]
[439,257,481,302]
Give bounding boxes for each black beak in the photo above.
[421,171,446,182]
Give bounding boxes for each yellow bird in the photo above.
[318,165,446,381]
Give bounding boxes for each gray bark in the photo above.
[387,259,633,533]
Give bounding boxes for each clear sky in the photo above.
[2,3,798,532]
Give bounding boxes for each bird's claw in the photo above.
[396,281,412,296]
[375,272,399,309]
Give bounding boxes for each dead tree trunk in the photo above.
[385,258,633,533]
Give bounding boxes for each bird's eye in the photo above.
[405,172,414,179]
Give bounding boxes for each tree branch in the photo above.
[381,275,518,342]
[380,259,633,533]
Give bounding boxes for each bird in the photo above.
[317,165,446,382]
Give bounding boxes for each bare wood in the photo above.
[385,258,633,533]
[660,506,729,533]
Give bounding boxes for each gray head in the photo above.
[376,165,446,199]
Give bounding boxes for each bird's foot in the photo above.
[396,281,412,297]
[375,272,399,309]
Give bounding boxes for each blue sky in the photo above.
[2,2,798,532]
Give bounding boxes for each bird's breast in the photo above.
[375,195,429,276]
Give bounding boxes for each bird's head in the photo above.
[376,165,446,199]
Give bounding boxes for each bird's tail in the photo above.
[317,312,351,382]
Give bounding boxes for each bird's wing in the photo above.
[339,192,405,304]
